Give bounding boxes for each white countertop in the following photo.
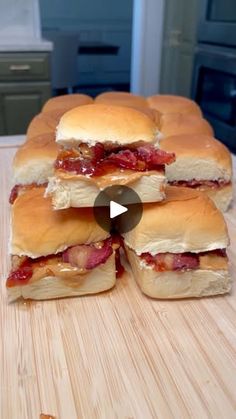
[0,39,53,52]
[0,135,25,148]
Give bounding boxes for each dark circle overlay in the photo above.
[93,185,143,234]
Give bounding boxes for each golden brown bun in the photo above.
[26,109,67,141]
[13,133,59,185]
[95,91,148,108]
[7,253,116,301]
[95,101,160,126]
[160,113,214,137]
[56,104,160,147]
[11,187,110,258]
[46,170,166,209]
[147,95,202,116]
[123,186,229,255]
[95,91,160,126]
[42,93,93,113]
[126,247,231,299]
[160,134,232,181]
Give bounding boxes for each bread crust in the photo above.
[13,133,58,185]
[95,91,148,108]
[160,114,213,138]
[147,95,202,117]
[42,94,93,113]
[56,104,160,147]
[10,187,110,257]
[26,109,67,141]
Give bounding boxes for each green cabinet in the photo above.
[0,52,51,135]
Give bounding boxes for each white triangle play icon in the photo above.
[110,200,128,219]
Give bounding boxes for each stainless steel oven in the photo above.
[192,44,236,152]
[198,0,236,47]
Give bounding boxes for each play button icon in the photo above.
[93,185,143,234]
[110,201,128,219]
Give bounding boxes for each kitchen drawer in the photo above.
[0,52,50,81]
[0,81,51,135]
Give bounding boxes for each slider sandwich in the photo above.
[7,187,119,301]
[26,109,67,141]
[123,187,231,299]
[9,133,59,204]
[160,113,214,138]
[42,93,93,113]
[147,94,202,117]
[46,104,175,209]
[160,134,233,212]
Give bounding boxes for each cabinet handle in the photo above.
[9,64,31,71]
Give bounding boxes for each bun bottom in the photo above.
[126,247,231,299]
[46,173,166,209]
[204,184,233,212]
[7,254,116,302]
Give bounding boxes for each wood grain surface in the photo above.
[0,144,236,419]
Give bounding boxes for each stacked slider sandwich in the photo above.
[46,104,175,208]
[6,93,232,301]
[7,94,121,300]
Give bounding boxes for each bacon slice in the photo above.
[140,250,226,272]
[62,238,113,269]
[7,237,124,287]
[9,185,20,204]
[137,145,175,166]
[55,143,175,175]
[170,179,230,189]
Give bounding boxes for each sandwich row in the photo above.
[12,103,232,212]
[7,186,231,301]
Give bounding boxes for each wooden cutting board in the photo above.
[1,143,236,419]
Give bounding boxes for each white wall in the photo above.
[131,0,165,96]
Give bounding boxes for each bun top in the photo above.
[147,95,202,116]
[161,134,232,171]
[56,104,160,147]
[13,133,58,168]
[11,187,110,258]
[123,186,229,255]
[160,113,214,137]
[42,93,93,113]
[27,109,68,141]
[95,91,148,108]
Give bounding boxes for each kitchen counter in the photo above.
[0,39,53,52]
[0,136,236,419]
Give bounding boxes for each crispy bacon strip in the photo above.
[55,143,175,176]
[7,237,124,287]
[170,179,230,189]
[141,249,226,272]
